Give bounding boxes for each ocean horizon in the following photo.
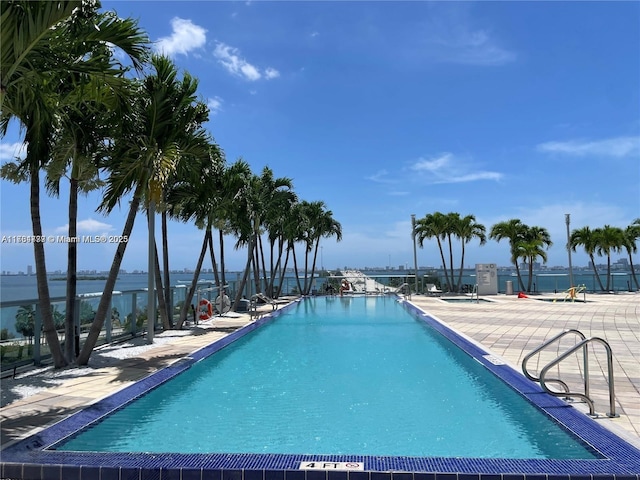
[1,268,636,304]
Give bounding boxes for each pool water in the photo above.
[59,296,595,459]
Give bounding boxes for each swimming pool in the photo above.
[2,297,640,479]
[56,296,592,459]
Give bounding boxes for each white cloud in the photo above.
[213,42,279,82]
[207,96,223,115]
[265,67,280,79]
[537,136,640,158]
[421,7,516,66]
[54,218,114,234]
[155,18,207,57]
[310,31,319,38]
[365,169,395,183]
[410,153,503,184]
[0,142,26,161]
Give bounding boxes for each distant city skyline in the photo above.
[1,257,634,277]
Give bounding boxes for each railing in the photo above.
[522,329,618,417]
[470,283,479,302]
[0,282,215,371]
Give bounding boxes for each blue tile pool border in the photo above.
[1,296,639,480]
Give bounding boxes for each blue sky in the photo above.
[1,1,639,274]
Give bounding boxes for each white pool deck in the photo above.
[1,289,639,451]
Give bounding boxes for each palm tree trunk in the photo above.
[268,237,284,297]
[303,246,311,294]
[153,241,171,329]
[606,254,612,291]
[30,167,67,368]
[291,243,304,294]
[217,229,227,290]
[276,244,292,298]
[513,255,526,292]
[161,210,172,324]
[434,238,450,291]
[258,235,269,295]
[527,259,534,292]
[233,234,254,310]
[456,242,465,292]
[206,228,220,287]
[589,254,605,291]
[64,175,78,363]
[77,192,141,366]
[446,234,456,292]
[628,254,640,290]
[307,238,321,294]
[176,230,210,329]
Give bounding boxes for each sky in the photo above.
[1,1,639,274]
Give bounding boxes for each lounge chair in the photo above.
[425,284,443,296]
[250,293,278,311]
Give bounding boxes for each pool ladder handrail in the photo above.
[469,283,479,303]
[522,329,618,418]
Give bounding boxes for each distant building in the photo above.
[27,265,33,275]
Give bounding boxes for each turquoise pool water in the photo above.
[59,296,595,459]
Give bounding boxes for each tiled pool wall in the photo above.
[1,296,639,480]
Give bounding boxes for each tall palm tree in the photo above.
[623,219,640,290]
[168,144,226,328]
[263,186,298,297]
[594,225,625,291]
[302,201,342,295]
[415,212,452,291]
[76,55,211,365]
[42,13,148,363]
[490,219,528,292]
[1,1,147,368]
[281,201,309,297]
[570,226,605,291]
[518,226,552,292]
[453,215,486,292]
[442,212,461,291]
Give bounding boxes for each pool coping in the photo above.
[1,297,639,480]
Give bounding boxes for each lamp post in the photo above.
[565,213,574,289]
[411,214,419,293]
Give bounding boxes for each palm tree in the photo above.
[281,201,309,297]
[301,201,342,295]
[623,219,640,290]
[0,1,78,111]
[42,12,148,363]
[453,215,486,292]
[570,226,605,291]
[490,219,528,292]
[1,1,147,368]
[415,212,452,291]
[594,225,625,291]
[76,55,211,365]
[168,145,227,329]
[262,191,299,297]
[518,226,552,292]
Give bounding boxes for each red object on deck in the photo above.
[517,292,528,298]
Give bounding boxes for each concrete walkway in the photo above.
[1,293,639,451]
[410,292,640,446]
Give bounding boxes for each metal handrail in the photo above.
[522,329,588,396]
[539,337,617,417]
[470,283,479,303]
[522,329,618,418]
